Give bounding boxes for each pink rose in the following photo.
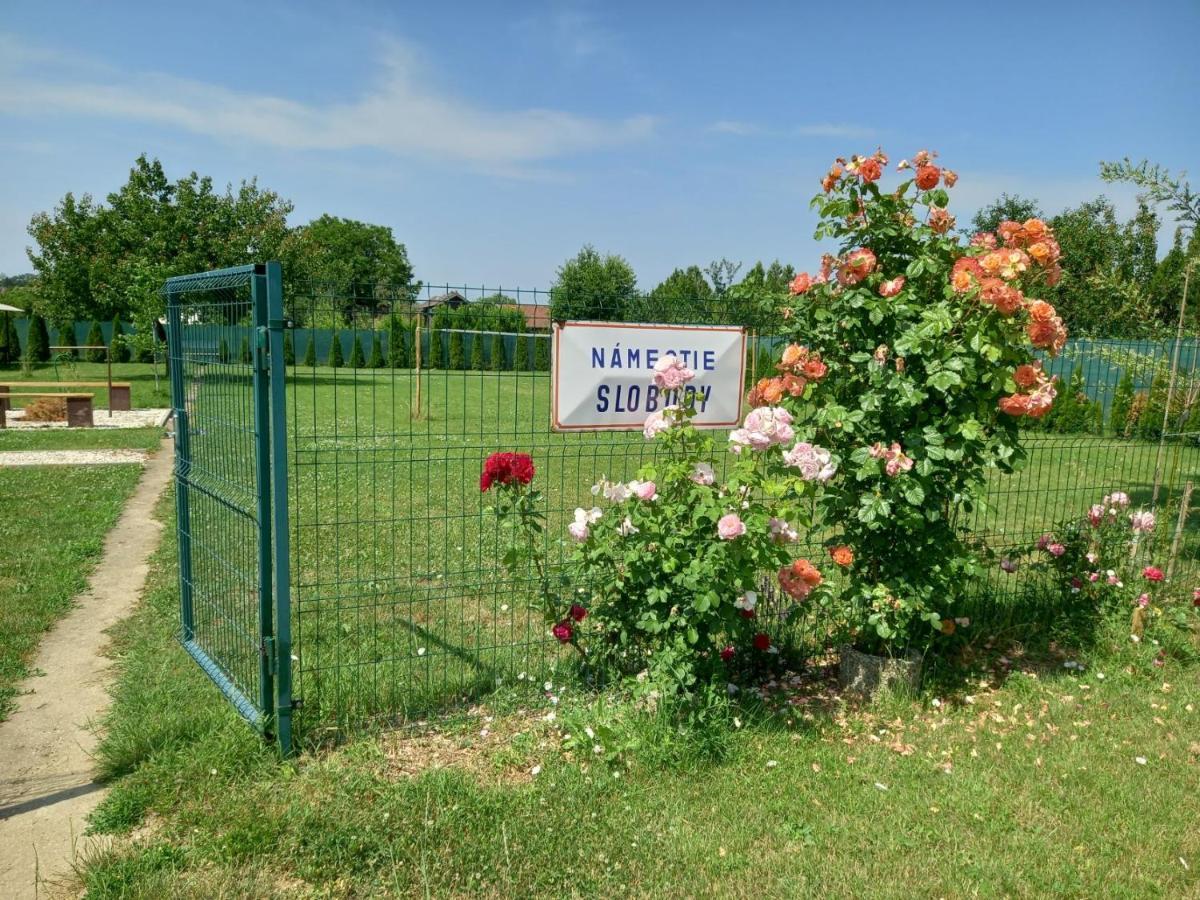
[1136,593,1150,608]
[1088,504,1105,527]
[643,410,671,440]
[782,441,837,482]
[1130,510,1156,534]
[630,479,658,501]
[769,517,799,543]
[1000,557,1018,573]
[1142,565,1164,582]
[653,354,695,391]
[691,462,715,485]
[879,276,906,298]
[789,272,814,296]
[742,407,794,446]
[1047,543,1066,557]
[552,620,573,643]
[717,513,746,540]
[1088,572,1100,582]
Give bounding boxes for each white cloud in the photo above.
[0,35,657,170]
[793,123,876,139]
[707,120,762,136]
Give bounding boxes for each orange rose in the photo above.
[941,619,956,635]
[929,208,955,234]
[1013,363,1043,389]
[857,158,882,183]
[780,372,808,397]
[999,394,1032,416]
[997,220,1022,246]
[942,169,958,187]
[980,278,1023,315]
[915,165,940,190]
[830,545,854,567]
[780,343,807,369]
[1022,218,1047,240]
[802,357,828,381]
[1027,300,1056,322]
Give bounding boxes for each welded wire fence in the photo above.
[269,282,1200,739]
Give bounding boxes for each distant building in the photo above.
[508,303,552,332]
[415,291,466,322]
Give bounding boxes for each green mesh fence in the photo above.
[166,268,1200,749]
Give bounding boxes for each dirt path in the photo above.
[0,438,174,899]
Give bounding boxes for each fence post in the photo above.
[264,261,294,756]
[414,321,423,420]
[250,266,277,746]
[165,291,195,643]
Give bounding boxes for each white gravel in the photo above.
[0,449,150,467]
[1,408,171,429]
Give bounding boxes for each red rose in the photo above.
[739,608,755,619]
[1142,566,1165,582]
[480,452,536,492]
[915,165,940,190]
[720,645,735,662]
[857,158,882,183]
[551,620,573,643]
[569,603,588,622]
[753,633,771,652]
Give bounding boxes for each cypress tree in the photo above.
[56,323,76,358]
[449,330,466,370]
[110,316,130,363]
[1137,372,1167,441]
[239,334,252,365]
[0,315,16,365]
[26,315,50,363]
[470,331,485,370]
[489,332,505,371]
[328,331,344,368]
[349,331,366,368]
[283,330,296,366]
[303,332,316,367]
[388,314,407,368]
[514,327,529,371]
[427,328,443,369]
[368,332,385,368]
[85,320,106,362]
[1109,370,1135,438]
[534,333,551,371]
[218,337,231,364]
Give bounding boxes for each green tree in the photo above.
[470,330,485,370]
[388,314,408,368]
[548,245,638,321]
[348,331,366,368]
[0,315,17,365]
[704,258,742,296]
[218,336,231,364]
[427,328,443,369]
[109,315,130,363]
[280,215,419,323]
[25,314,50,363]
[56,322,75,357]
[368,332,384,368]
[27,155,291,333]
[327,331,344,368]
[489,332,506,372]
[534,333,551,371]
[239,334,252,365]
[1137,373,1167,441]
[514,325,529,371]
[970,193,1044,235]
[449,330,466,370]
[283,330,296,366]
[84,320,105,362]
[302,333,316,367]
[1109,370,1135,437]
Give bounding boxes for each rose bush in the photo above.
[772,149,1067,651]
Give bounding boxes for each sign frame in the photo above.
[551,320,747,432]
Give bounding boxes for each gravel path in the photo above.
[0,449,150,467]
[0,438,173,898]
[2,408,171,430]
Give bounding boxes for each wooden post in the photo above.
[106,343,113,417]
[1167,480,1193,581]
[413,321,423,420]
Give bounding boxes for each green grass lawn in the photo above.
[0,426,165,452]
[0,463,146,720]
[168,366,1200,740]
[0,361,172,409]
[80,492,1200,897]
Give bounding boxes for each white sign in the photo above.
[551,321,746,432]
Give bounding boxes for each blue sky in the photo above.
[1,0,1197,289]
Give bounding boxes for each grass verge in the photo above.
[81,493,1200,897]
[0,463,146,719]
[0,426,165,452]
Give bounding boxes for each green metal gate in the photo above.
[164,262,293,754]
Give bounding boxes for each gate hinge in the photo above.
[261,636,276,675]
[269,318,293,331]
[255,326,270,372]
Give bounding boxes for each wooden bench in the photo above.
[0,381,130,412]
[0,393,95,428]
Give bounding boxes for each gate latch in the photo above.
[261,636,276,675]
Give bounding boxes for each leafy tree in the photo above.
[56,323,75,358]
[534,333,551,371]
[1148,229,1200,330]
[548,245,638,321]
[110,315,130,363]
[1137,373,1167,441]
[704,258,742,296]
[388,314,407,368]
[514,324,529,371]
[489,332,506,371]
[368,332,384,368]
[283,330,295,366]
[970,193,1044,235]
[1109,370,1135,437]
[27,155,291,333]
[280,215,419,323]
[84,320,105,362]
[25,315,50,363]
[327,331,344,368]
[348,331,366,368]
[449,330,466,370]
[302,333,316,367]
[427,328,443,369]
[470,331,485,370]
[641,265,714,321]
[1100,158,1199,233]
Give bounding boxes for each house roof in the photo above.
[509,303,552,330]
[415,291,466,310]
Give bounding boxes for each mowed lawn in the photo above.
[0,463,146,719]
[1,360,172,410]
[80,491,1200,897]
